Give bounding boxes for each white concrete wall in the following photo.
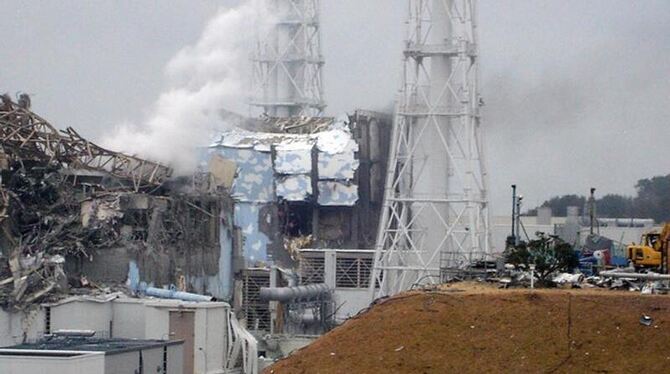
[492,217,656,253]
[491,223,554,251]
[142,301,229,373]
[13,297,232,373]
[0,308,45,347]
[0,351,105,374]
[0,346,183,374]
[597,226,648,247]
[143,305,170,340]
[318,249,374,324]
[167,344,185,374]
[193,307,226,373]
[105,347,167,374]
[333,289,369,323]
[105,350,140,374]
[51,301,112,338]
[111,301,146,339]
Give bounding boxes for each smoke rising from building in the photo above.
[102,1,275,174]
[2,1,669,209]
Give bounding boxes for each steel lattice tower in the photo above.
[370,0,490,299]
[251,0,325,117]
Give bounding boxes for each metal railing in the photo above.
[299,249,375,289]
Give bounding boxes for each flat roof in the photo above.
[43,294,231,308]
[6,337,182,356]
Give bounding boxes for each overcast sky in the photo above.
[2,0,669,214]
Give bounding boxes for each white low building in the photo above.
[0,294,256,374]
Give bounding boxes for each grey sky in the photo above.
[1,1,669,214]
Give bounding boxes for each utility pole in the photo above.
[589,187,596,235]
[516,193,523,246]
[511,184,518,245]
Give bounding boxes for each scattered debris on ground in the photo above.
[491,261,670,295]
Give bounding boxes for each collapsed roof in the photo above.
[0,94,172,190]
[0,95,230,309]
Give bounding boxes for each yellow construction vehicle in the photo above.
[627,223,670,270]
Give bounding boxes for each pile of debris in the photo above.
[490,262,670,295]
[0,95,227,309]
[581,269,670,294]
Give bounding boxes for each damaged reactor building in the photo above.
[5,0,669,373]
[1,1,394,372]
[0,93,392,371]
[206,112,391,332]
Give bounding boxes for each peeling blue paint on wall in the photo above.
[234,202,271,264]
[317,137,359,180]
[127,260,140,291]
[276,175,312,201]
[318,181,359,206]
[207,120,363,265]
[185,216,234,300]
[275,146,312,175]
[217,216,233,298]
[211,147,274,203]
[204,146,275,266]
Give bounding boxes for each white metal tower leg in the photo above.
[251,0,325,117]
[370,0,491,300]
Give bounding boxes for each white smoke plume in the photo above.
[102,1,273,174]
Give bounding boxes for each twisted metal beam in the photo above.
[0,95,172,190]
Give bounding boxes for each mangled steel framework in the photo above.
[0,95,242,310]
[0,95,172,191]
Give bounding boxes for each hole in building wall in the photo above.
[278,202,312,237]
[319,208,351,242]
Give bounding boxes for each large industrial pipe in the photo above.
[596,218,655,227]
[512,184,518,240]
[52,329,96,337]
[599,271,670,281]
[259,283,330,303]
[143,286,215,302]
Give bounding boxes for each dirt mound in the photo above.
[266,284,670,373]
